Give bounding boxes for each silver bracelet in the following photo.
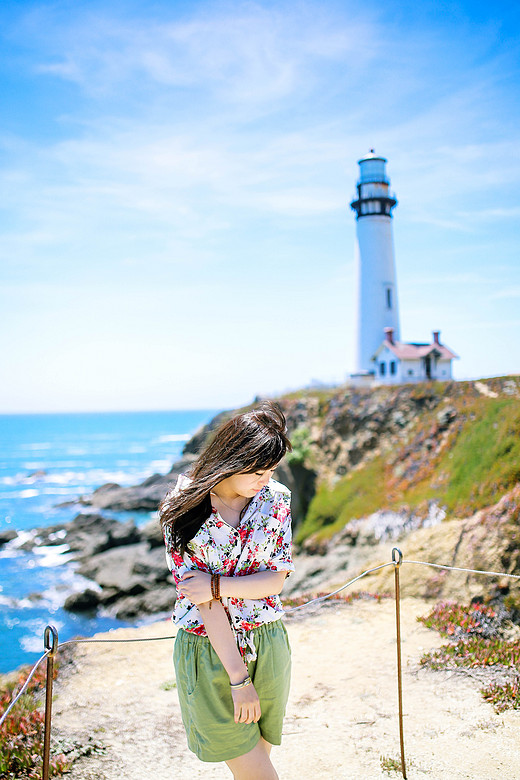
[230,675,252,690]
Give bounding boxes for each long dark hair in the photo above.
[160,401,291,554]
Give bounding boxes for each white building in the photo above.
[350,151,400,383]
[350,151,458,385]
[372,328,458,385]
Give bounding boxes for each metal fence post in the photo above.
[42,625,58,780]
[392,547,407,779]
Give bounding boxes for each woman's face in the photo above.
[226,467,277,498]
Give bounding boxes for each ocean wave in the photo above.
[156,434,191,443]
[33,544,74,567]
[1,467,146,490]
[41,487,83,495]
[0,594,36,609]
[9,530,38,548]
[0,548,23,560]
[5,489,40,499]
[0,565,98,614]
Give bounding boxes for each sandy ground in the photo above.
[50,597,519,780]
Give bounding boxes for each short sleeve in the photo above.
[266,490,295,576]
[162,474,210,588]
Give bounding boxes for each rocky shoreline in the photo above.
[2,377,519,630]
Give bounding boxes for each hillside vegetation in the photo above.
[273,377,520,543]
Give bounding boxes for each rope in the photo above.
[2,554,519,726]
[0,650,51,726]
[403,560,520,579]
[57,634,177,647]
[0,634,178,727]
[284,561,395,612]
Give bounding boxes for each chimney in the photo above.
[433,331,440,345]
[384,327,394,344]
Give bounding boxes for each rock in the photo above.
[182,412,234,456]
[140,517,164,548]
[275,460,317,528]
[78,543,149,591]
[77,458,194,511]
[78,543,169,601]
[112,586,175,620]
[358,485,520,604]
[437,406,457,430]
[65,514,141,558]
[132,545,170,581]
[64,589,101,613]
[0,529,18,547]
[24,469,47,482]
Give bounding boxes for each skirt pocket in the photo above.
[174,631,199,697]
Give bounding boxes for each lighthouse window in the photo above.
[390,361,396,375]
[386,288,392,309]
[380,362,386,376]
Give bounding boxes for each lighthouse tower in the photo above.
[350,151,400,379]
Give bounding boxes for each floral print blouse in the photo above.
[163,474,294,661]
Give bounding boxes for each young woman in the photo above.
[160,401,294,780]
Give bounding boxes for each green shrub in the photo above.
[420,636,520,669]
[286,426,313,467]
[419,601,520,713]
[481,679,520,712]
[417,601,501,639]
[0,664,69,778]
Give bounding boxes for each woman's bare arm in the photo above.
[220,569,288,599]
[197,600,261,723]
[180,569,288,604]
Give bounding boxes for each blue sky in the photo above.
[1,0,519,412]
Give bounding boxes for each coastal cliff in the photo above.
[5,376,519,619]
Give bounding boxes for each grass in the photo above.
[419,602,520,713]
[429,398,520,515]
[295,392,520,543]
[160,679,177,691]
[296,456,386,543]
[380,755,405,774]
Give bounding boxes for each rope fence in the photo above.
[2,551,520,780]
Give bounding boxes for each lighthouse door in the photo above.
[424,356,432,379]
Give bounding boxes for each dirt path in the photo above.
[52,598,519,779]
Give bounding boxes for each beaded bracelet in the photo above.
[230,675,252,690]
[210,573,221,602]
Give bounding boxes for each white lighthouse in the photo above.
[350,151,400,380]
[349,151,458,385]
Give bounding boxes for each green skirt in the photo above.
[173,619,291,762]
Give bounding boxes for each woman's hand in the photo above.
[231,682,261,724]
[179,571,212,605]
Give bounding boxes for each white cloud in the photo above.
[29,2,380,109]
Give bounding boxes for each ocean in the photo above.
[0,409,218,674]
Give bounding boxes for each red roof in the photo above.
[375,339,458,361]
